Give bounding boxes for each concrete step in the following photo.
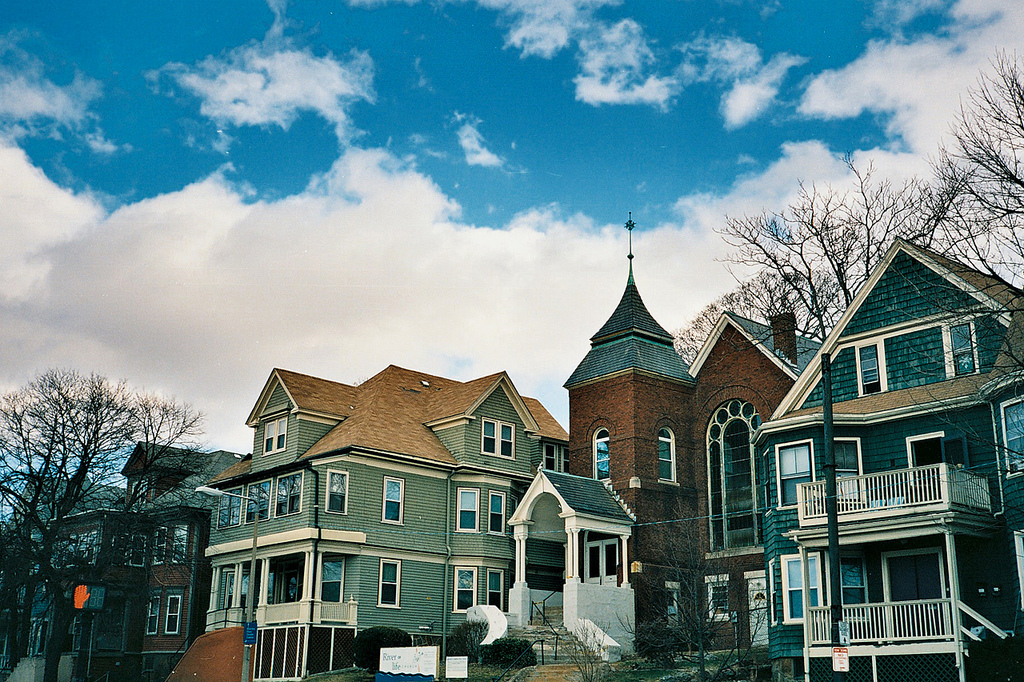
[520,663,579,681]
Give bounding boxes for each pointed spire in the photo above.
[625,212,636,284]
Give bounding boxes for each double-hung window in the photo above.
[834,440,860,477]
[457,488,479,532]
[858,344,883,395]
[146,595,161,635]
[264,416,287,454]
[543,443,566,472]
[246,481,271,523]
[481,420,514,458]
[378,559,401,607]
[705,575,729,621]
[153,527,168,564]
[778,442,812,507]
[658,428,676,481]
[218,487,242,528]
[454,567,477,612]
[488,491,506,534]
[327,471,348,514]
[781,554,820,622]
[950,323,976,375]
[383,477,404,524]
[487,569,504,609]
[219,568,236,609]
[275,473,301,516]
[164,592,182,635]
[321,558,344,602]
[1003,401,1024,475]
[169,525,188,563]
[840,557,867,604]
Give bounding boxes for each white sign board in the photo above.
[832,647,849,673]
[380,647,438,676]
[445,656,468,679]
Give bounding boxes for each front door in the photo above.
[585,539,618,585]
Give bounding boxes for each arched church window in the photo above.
[594,429,610,480]
[658,428,675,482]
[707,400,761,551]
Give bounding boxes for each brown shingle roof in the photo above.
[786,374,990,419]
[207,456,252,485]
[273,368,361,417]
[523,397,568,441]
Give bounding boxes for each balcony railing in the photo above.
[313,598,357,623]
[206,606,245,629]
[797,463,991,526]
[263,602,303,624]
[808,599,954,644]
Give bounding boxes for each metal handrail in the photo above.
[492,638,544,682]
[529,591,558,626]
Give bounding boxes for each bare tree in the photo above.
[718,157,939,341]
[0,369,203,682]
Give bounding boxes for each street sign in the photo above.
[838,620,850,647]
[243,622,258,645]
[832,647,849,673]
[445,656,468,679]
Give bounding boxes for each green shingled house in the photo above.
[758,240,1024,682]
[201,365,584,678]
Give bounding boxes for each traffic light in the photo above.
[72,584,105,611]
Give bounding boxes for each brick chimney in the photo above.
[769,311,798,365]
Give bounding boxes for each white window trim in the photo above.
[704,573,730,621]
[218,487,243,529]
[245,480,271,524]
[838,555,868,605]
[164,592,182,635]
[382,476,405,525]
[1002,398,1024,478]
[834,437,863,476]
[543,443,565,472]
[488,491,506,535]
[146,595,161,635]
[594,429,610,480]
[481,419,516,459]
[780,553,820,624]
[1015,532,1024,610]
[377,558,401,608]
[775,439,815,508]
[456,488,480,532]
[318,555,346,603]
[486,568,504,610]
[170,525,188,563]
[453,566,478,612]
[855,341,887,396]
[264,415,288,455]
[325,470,349,515]
[274,471,303,518]
[658,428,676,483]
[880,547,946,602]
[942,319,980,378]
[767,558,776,626]
[905,431,946,467]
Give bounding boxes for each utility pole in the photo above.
[822,353,846,681]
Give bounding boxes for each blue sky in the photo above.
[1,0,1021,451]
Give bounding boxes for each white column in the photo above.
[619,535,630,588]
[234,561,243,607]
[945,530,967,682]
[258,554,271,622]
[513,529,528,585]
[567,528,581,581]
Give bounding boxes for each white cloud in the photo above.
[679,35,804,128]
[156,41,375,144]
[573,19,678,109]
[455,116,504,167]
[798,0,1024,153]
[475,0,618,59]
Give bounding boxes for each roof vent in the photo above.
[421,380,430,387]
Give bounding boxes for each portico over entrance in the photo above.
[508,470,635,655]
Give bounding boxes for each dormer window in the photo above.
[857,344,883,395]
[264,416,287,455]
[950,323,976,375]
[482,419,514,458]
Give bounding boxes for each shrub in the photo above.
[482,637,537,668]
[447,620,488,662]
[635,621,680,668]
[352,626,412,671]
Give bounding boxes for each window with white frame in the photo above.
[781,554,820,623]
[950,322,977,375]
[153,526,168,564]
[240,563,253,609]
[383,477,404,524]
[275,473,302,516]
[454,567,477,611]
[594,429,610,480]
[219,568,236,609]
[264,416,287,454]
[482,419,515,458]
[146,595,160,635]
[218,487,242,528]
[840,557,867,604]
[487,569,503,609]
[378,559,401,607]
[658,428,676,482]
[164,591,182,635]
[834,439,861,477]
[488,491,505,534]
[1004,400,1024,475]
[321,557,344,602]
[777,442,812,507]
[705,575,729,620]
[169,525,188,563]
[457,488,479,532]
[543,442,567,472]
[767,559,776,626]
[857,343,883,395]
[126,533,147,567]
[246,480,271,523]
[327,471,348,514]
[707,400,761,550]
[666,581,681,621]
[1015,532,1024,609]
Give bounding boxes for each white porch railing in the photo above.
[207,606,245,629]
[798,463,991,526]
[808,599,954,644]
[263,602,303,624]
[313,599,357,623]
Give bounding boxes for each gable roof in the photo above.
[688,311,821,379]
[772,239,1023,420]
[541,470,634,523]
[566,265,693,388]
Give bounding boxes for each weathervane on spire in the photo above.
[625,211,635,261]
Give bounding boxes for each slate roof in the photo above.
[724,312,821,372]
[566,266,693,388]
[542,470,634,523]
